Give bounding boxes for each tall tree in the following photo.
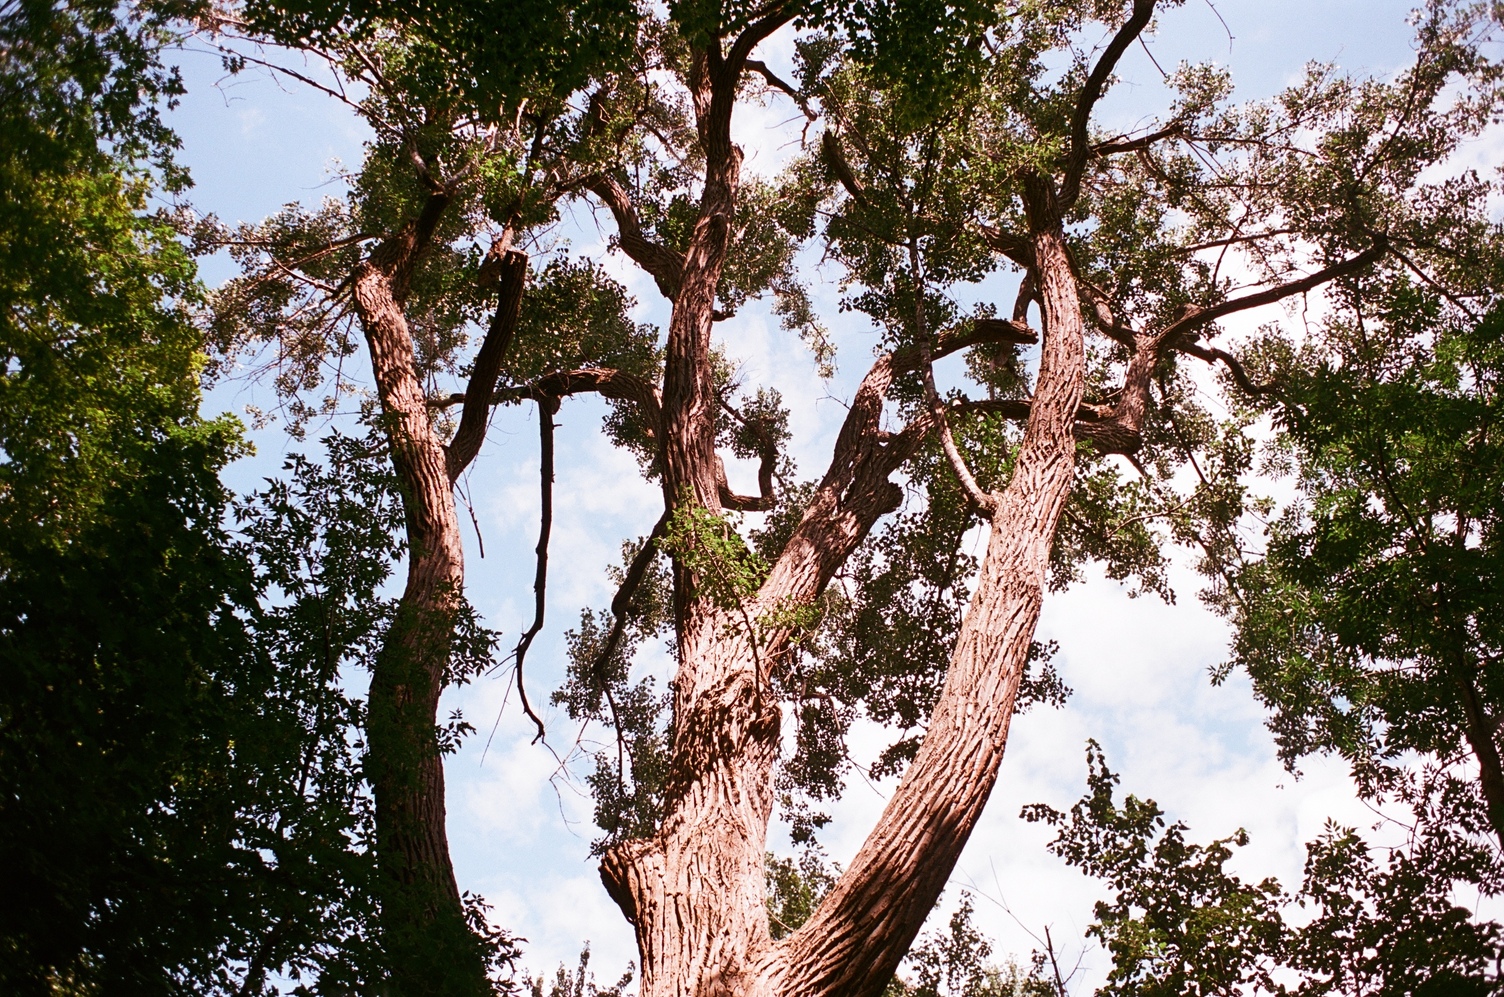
[539,3,1498,994]
[0,3,395,992]
[208,1,1504,994]
[203,0,660,987]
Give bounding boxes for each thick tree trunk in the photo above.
[352,229,489,994]
[766,219,1086,997]
[601,186,1089,994]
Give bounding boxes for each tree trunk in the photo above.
[352,232,489,994]
[1453,656,1504,851]
[600,177,1089,993]
[767,217,1086,997]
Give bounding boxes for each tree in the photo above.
[1222,292,1504,848]
[204,0,1504,994]
[1028,742,1504,995]
[0,4,410,990]
[199,0,658,986]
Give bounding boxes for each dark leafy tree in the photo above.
[1029,743,1504,995]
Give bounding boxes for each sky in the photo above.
[163,1,1474,989]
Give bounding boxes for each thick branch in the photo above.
[724,4,798,81]
[716,401,779,512]
[774,223,1090,997]
[1161,238,1388,343]
[1059,0,1158,211]
[822,131,868,205]
[977,223,1035,267]
[1092,120,1185,156]
[361,190,451,302]
[447,249,528,482]
[433,366,663,433]
[583,174,686,300]
[590,512,672,686]
[952,397,1142,453]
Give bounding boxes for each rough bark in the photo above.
[765,210,1087,997]
[351,196,490,994]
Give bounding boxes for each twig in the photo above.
[910,238,997,514]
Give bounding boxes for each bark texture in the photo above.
[765,218,1087,997]
[581,9,1155,996]
[352,202,525,993]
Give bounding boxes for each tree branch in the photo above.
[1177,342,1278,396]
[747,59,813,119]
[1060,0,1158,211]
[582,173,686,300]
[822,131,868,206]
[1092,120,1185,156]
[724,3,798,80]
[952,397,1142,454]
[1161,237,1388,343]
[977,223,1036,267]
[590,511,671,688]
[447,249,528,482]
[512,397,558,744]
[431,366,663,436]
[716,400,779,512]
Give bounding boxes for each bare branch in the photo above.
[716,397,779,511]
[747,59,813,119]
[431,366,663,435]
[512,397,558,744]
[1173,227,1299,256]
[447,249,527,481]
[1078,280,1137,346]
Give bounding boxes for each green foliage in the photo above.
[765,846,838,939]
[527,945,635,997]
[0,0,203,549]
[557,532,675,849]
[241,0,638,118]
[1030,743,1504,996]
[0,422,258,994]
[662,500,770,610]
[884,894,1058,997]
[1222,294,1504,798]
[1024,743,1287,996]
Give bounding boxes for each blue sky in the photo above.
[165,1,1461,987]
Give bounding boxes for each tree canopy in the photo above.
[5,0,1504,993]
